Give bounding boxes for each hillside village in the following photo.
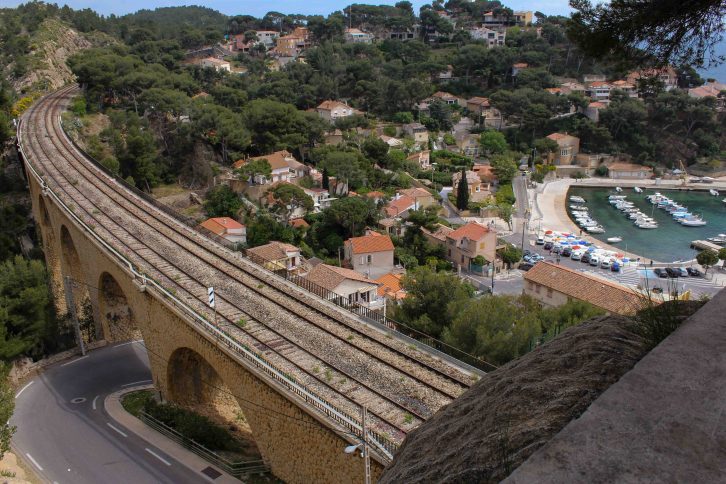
[2,0,726,379]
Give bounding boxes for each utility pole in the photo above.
[63,276,86,356]
[362,406,371,484]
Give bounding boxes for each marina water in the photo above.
[567,186,726,262]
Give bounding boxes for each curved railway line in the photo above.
[20,87,477,448]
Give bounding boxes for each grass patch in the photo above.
[121,389,154,417]
[122,390,240,453]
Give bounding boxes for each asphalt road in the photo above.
[11,342,206,484]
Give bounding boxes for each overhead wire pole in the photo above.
[362,406,371,484]
[208,286,217,326]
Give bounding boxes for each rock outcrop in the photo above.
[11,18,113,93]
[379,315,649,484]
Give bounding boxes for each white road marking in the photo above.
[107,423,128,438]
[92,395,99,410]
[25,453,43,471]
[15,381,33,399]
[145,448,172,466]
[61,355,89,367]
[114,339,143,348]
[121,380,152,387]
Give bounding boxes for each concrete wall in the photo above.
[351,250,394,275]
[27,174,384,483]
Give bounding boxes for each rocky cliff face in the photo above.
[379,315,650,483]
[11,18,113,93]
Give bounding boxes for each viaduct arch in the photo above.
[27,177,382,483]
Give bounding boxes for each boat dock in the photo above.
[690,240,722,251]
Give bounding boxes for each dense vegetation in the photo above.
[390,266,605,366]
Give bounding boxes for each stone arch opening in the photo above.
[98,272,141,342]
[167,347,261,459]
[59,225,93,343]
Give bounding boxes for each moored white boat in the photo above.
[569,195,586,203]
[680,218,707,226]
[633,187,643,193]
[709,189,719,196]
[615,186,623,192]
[607,236,622,243]
[586,226,605,233]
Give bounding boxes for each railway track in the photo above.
[21,87,476,444]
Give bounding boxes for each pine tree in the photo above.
[456,168,469,211]
[322,167,329,190]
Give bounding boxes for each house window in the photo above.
[547,288,553,298]
[479,242,485,249]
[535,284,541,294]
[367,255,372,264]
[561,148,570,156]
[448,249,451,256]
[461,255,465,263]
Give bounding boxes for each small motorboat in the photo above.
[709,189,719,196]
[707,234,726,245]
[586,226,605,234]
[680,218,707,227]
[633,187,643,193]
[607,237,623,243]
[615,186,623,192]
[569,195,586,203]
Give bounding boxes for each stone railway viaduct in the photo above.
[17,87,478,483]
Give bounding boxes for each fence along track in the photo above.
[36,93,456,430]
[29,93,422,439]
[18,87,398,460]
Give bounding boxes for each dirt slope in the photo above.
[379,315,649,484]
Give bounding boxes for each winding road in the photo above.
[11,343,210,484]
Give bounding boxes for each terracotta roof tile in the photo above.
[375,273,406,299]
[305,264,378,292]
[385,196,417,217]
[346,232,394,255]
[200,217,244,235]
[524,261,645,315]
[448,222,490,242]
[247,241,300,261]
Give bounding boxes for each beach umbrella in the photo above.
[578,240,588,245]
[587,247,595,252]
[572,245,580,250]
[545,230,553,234]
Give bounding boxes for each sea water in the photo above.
[567,186,726,262]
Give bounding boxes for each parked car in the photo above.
[600,259,611,269]
[519,262,534,271]
[536,236,545,245]
[581,252,591,264]
[654,268,668,278]
[686,267,703,277]
[543,242,554,250]
[676,267,689,277]
[571,251,583,261]
[552,245,562,254]
[665,268,680,278]
[561,247,572,257]
[611,261,621,272]
[589,255,600,266]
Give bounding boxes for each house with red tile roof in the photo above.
[247,241,302,272]
[199,217,246,245]
[304,263,382,307]
[344,231,395,278]
[443,222,497,270]
[524,261,647,315]
[546,132,580,165]
[233,150,308,185]
[316,100,362,123]
[385,195,417,218]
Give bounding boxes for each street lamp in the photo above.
[430,162,437,184]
